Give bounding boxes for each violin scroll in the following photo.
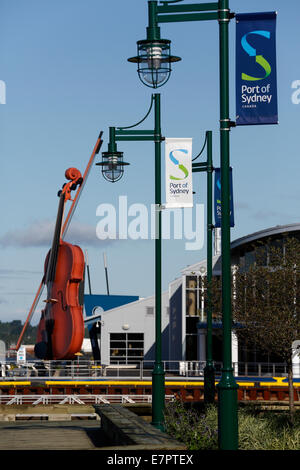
[57,168,83,200]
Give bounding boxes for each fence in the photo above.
[1,359,297,379]
[0,394,175,406]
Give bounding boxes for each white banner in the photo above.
[165,138,193,208]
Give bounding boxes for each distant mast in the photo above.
[85,250,92,295]
[103,252,110,295]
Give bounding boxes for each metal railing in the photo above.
[0,394,175,406]
[1,359,297,379]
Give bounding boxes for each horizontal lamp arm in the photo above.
[157,2,218,14]
[192,167,208,173]
[157,11,218,23]
[116,129,155,136]
[115,135,157,142]
[192,162,209,168]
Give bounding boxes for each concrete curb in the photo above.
[94,404,186,450]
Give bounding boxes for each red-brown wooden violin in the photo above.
[34,168,85,360]
[11,132,103,355]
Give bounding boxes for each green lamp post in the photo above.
[128,0,239,450]
[192,130,215,405]
[96,94,166,431]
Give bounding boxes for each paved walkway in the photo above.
[0,420,109,450]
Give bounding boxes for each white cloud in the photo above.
[0,219,114,248]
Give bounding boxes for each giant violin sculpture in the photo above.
[11,131,103,354]
[34,168,85,360]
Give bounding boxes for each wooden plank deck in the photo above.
[0,420,109,450]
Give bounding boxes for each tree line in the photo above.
[0,320,90,349]
[0,320,37,349]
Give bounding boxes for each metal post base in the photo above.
[204,363,216,404]
[217,369,239,450]
[151,363,165,431]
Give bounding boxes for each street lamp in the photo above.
[96,94,166,431]
[192,130,215,405]
[96,127,129,183]
[128,0,239,450]
[128,39,181,89]
[128,1,181,88]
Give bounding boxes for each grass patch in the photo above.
[164,399,300,450]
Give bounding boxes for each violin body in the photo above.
[35,241,85,360]
[34,168,85,360]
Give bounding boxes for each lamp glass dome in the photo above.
[98,151,127,183]
[128,39,181,89]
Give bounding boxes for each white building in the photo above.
[84,224,300,377]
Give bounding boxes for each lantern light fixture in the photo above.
[128,38,181,89]
[96,127,129,183]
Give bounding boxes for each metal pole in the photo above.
[204,130,215,404]
[151,93,165,431]
[85,250,92,295]
[103,253,110,295]
[217,0,238,450]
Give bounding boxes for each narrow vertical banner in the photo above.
[165,138,193,208]
[214,168,234,228]
[236,12,278,125]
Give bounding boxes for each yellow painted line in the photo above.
[166,381,204,386]
[255,378,288,387]
[42,380,265,387]
[0,382,31,386]
[46,380,205,387]
[258,381,300,387]
[236,382,255,387]
[45,381,153,386]
[38,378,300,388]
[46,380,208,386]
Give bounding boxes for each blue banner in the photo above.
[214,168,234,228]
[236,12,278,126]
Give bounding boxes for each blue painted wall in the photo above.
[84,294,139,317]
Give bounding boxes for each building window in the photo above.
[186,334,198,361]
[110,333,144,364]
[185,275,205,319]
[245,250,255,270]
[146,306,154,315]
[185,274,206,361]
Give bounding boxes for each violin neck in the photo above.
[45,192,66,286]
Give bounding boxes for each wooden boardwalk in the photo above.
[0,420,109,450]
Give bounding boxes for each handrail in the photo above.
[0,394,175,405]
[0,359,296,380]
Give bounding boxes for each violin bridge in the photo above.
[43,298,58,304]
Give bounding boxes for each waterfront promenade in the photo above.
[0,419,109,450]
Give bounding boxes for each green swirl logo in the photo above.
[241,30,271,81]
[169,149,189,180]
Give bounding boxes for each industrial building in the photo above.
[84,224,300,376]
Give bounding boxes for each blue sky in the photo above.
[0,0,299,324]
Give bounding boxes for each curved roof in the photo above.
[231,223,300,251]
[181,223,300,276]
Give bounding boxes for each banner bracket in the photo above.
[218,8,232,23]
[219,119,236,131]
